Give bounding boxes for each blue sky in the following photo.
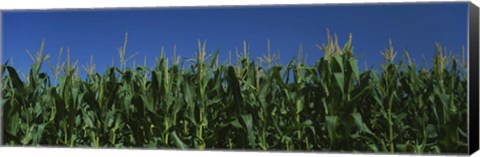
[1,2,468,79]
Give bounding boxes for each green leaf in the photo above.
[241,114,256,149]
[332,56,344,72]
[230,119,243,128]
[349,59,360,82]
[437,93,450,109]
[352,112,374,136]
[326,115,338,145]
[5,66,24,90]
[171,131,189,149]
[369,144,379,152]
[333,72,345,94]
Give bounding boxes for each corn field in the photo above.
[1,32,468,154]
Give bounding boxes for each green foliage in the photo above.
[1,32,467,154]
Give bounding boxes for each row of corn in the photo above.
[1,32,468,153]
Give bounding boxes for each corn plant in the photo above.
[1,31,468,154]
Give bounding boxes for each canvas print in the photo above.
[0,2,476,155]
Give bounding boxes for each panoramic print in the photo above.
[1,2,470,154]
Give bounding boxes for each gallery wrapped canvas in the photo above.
[0,1,478,155]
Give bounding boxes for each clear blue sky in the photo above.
[2,2,468,79]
